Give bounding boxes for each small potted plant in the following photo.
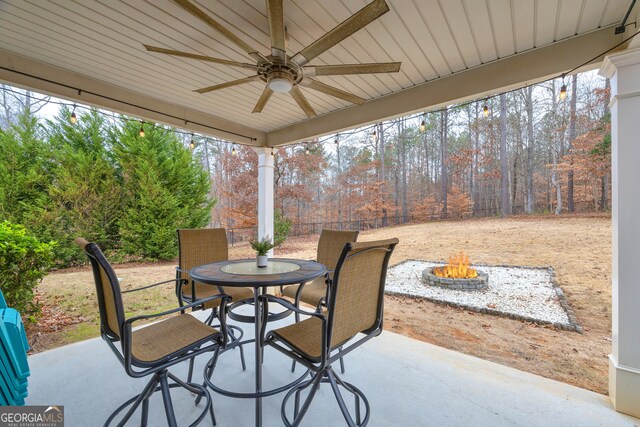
[249,235,277,268]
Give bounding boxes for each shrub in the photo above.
[112,120,212,260]
[0,221,55,318]
[274,210,292,246]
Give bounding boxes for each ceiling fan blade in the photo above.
[291,0,389,67]
[299,78,365,105]
[252,87,273,113]
[143,45,257,69]
[194,75,260,94]
[172,0,265,62]
[290,87,316,117]
[305,62,401,76]
[266,0,286,61]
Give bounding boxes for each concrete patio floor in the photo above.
[25,309,639,427]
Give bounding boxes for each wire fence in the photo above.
[224,201,608,246]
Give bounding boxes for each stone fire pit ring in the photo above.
[422,266,489,291]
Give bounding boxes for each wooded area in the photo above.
[199,71,611,234]
[0,71,611,263]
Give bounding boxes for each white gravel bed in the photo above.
[386,260,570,325]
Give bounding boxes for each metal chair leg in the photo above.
[327,369,357,427]
[159,372,178,427]
[281,373,323,427]
[228,326,247,371]
[187,357,196,383]
[115,376,158,427]
[196,346,220,405]
[330,369,371,427]
[140,397,149,427]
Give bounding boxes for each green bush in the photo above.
[0,221,55,317]
[274,210,292,246]
[112,120,212,260]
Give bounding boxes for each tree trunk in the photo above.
[399,119,408,223]
[472,102,480,215]
[525,87,535,213]
[552,149,562,215]
[567,74,577,212]
[379,122,388,226]
[336,140,342,228]
[600,78,611,211]
[441,109,448,218]
[499,93,510,216]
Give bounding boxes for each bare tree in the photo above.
[378,122,388,226]
[0,86,51,128]
[524,87,535,213]
[567,74,578,212]
[500,93,510,216]
[440,109,448,218]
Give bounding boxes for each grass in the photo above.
[33,214,612,394]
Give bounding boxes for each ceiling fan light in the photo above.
[268,77,293,93]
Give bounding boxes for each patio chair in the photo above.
[177,228,252,378]
[281,229,358,373]
[261,237,398,427]
[75,238,228,427]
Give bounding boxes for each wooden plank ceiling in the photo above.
[0,0,633,140]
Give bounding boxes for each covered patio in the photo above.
[25,310,638,426]
[2,0,640,424]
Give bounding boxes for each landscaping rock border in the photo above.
[385,259,583,333]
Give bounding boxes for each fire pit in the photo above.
[422,252,488,291]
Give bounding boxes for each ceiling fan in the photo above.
[143,0,401,118]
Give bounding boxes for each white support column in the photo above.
[600,47,640,418]
[255,147,275,256]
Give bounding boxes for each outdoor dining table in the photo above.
[189,258,327,427]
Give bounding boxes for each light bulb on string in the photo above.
[305,144,310,155]
[139,122,145,138]
[370,129,377,142]
[232,145,237,156]
[270,148,274,157]
[559,83,568,100]
[70,104,77,124]
[189,133,195,150]
[419,119,426,133]
[483,99,490,117]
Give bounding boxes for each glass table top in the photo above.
[220,260,301,275]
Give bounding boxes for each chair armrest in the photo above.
[124,294,230,326]
[121,294,230,375]
[175,266,189,276]
[121,278,187,294]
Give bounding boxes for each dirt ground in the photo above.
[35,215,612,394]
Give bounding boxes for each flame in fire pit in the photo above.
[433,252,478,279]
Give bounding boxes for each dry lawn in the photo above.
[34,215,612,394]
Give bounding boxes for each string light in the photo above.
[189,133,195,150]
[138,122,145,138]
[305,143,310,155]
[559,75,568,101]
[419,116,426,133]
[231,144,237,155]
[370,129,377,142]
[70,104,77,124]
[270,147,274,156]
[483,99,490,117]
